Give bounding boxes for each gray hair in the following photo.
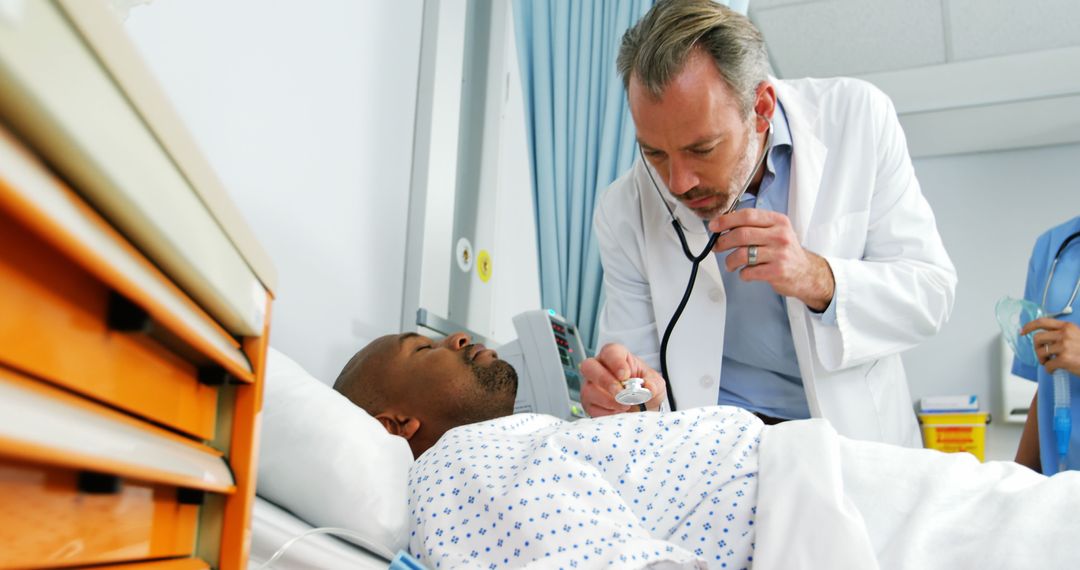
[617,0,769,116]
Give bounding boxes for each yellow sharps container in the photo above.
[918,411,991,461]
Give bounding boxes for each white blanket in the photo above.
[755,419,1080,570]
[408,408,763,569]
[410,411,1080,569]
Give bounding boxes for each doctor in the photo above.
[579,0,956,446]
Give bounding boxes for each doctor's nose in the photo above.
[441,332,471,350]
[666,158,699,196]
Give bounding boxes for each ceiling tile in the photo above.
[752,0,947,77]
[748,0,820,11]
[947,0,1080,61]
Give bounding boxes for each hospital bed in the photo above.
[253,309,595,569]
[257,340,1080,570]
[248,496,391,569]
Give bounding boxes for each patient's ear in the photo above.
[375,413,421,441]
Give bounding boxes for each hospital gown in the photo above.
[408,407,762,570]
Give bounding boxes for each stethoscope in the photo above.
[1040,230,1080,318]
[617,123,773,412]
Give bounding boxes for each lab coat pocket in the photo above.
[804,210,870,259]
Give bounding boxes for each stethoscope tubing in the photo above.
[641,124,773,411]
[1041,230,1080,318]
[658,227,721,411]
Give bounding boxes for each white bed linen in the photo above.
[249,496,393,569]
[755,419,1080,570]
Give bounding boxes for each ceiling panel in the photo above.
[898,94,1080,158]
[745,0,1080,156]
[751,0,946,78]
[858,47,1080,114]
[948,0,1080,61]
[747,0,819,10]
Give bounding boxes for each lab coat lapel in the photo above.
[775,80,828,417]
[776,81,827,242]
[639,161,725,410]
[665,226,725,410]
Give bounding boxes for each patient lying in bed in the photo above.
[334,332,1080,570]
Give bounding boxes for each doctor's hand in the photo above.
[709,208,835,311]
[1022,318,1080,376]
[580,343,667,417]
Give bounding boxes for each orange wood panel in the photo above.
[217,300,272,570]
[0,135,253,384]
[0,366,233,494]
[0,212,218,440]
[91,558,210,570]
[0,459,198,569]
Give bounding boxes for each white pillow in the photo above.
[257,348,413,554]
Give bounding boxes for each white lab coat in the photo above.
[594,77,957,447]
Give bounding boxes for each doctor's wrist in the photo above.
[800,253,835,312]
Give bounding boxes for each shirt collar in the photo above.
[763,101,792,175]
[733,101,792,208]
[770,100,793,151]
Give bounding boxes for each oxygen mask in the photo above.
[995,296,1045,366]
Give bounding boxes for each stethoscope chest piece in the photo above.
[615,378,652,406]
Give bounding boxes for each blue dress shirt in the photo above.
[712,102,833,420]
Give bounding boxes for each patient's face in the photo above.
[360,331,517,437]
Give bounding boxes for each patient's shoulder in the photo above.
[424,414,565,456]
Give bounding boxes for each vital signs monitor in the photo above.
[499,310,589,421]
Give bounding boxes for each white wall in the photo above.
[410,0,542,344]
[414,0,468,323]
[123,0,423,383]
[488,4,542,343]
[903,143,1080,459]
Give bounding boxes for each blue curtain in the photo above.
[513,0,748,352]
[513,0,651,351]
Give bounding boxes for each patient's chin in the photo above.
[475,360,517,418]
[476,359,518,396]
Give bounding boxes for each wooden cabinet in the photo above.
[0,2,275,568]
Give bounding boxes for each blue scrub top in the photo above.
[1012,215,1080,474]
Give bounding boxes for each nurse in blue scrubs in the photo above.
[1014,215,1080,474]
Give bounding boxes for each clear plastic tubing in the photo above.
[1053,369,1071,473]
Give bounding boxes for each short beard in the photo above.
[468,356,518,396]
[454,348,519,424]
[679,122,762,220]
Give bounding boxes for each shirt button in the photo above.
[700,375,715,388]
[708,288,722,303]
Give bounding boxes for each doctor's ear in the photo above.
[752,82,776,132]
[374,413,421,441]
